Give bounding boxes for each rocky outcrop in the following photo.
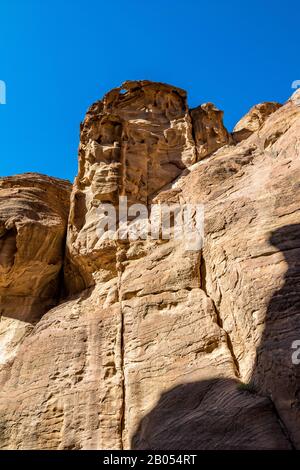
[191,102,231,159]
[0,174,71,403]
[232,101,282,143]
[65,81,197,294]
[0,173,71,322]
[0,81,299,450]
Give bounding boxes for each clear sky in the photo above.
[0,0,299,182]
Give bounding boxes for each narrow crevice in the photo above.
[146,136,150,209]
[200,252,241,378]
[116,128,127,449]
[223,323,241,378]
[58,228,68,302]
[0,227,17,269]
[189,109,199,163]
[119,298,126,450]
[211,296,241,378]
[200,251,207,291]
[116,245,126,450]
[268,396,296,450]
[119,126,127,198]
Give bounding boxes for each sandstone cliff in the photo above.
[0,81,299,450]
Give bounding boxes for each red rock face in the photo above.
[0,82,299,450]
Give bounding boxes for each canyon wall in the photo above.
[0,82,299,449]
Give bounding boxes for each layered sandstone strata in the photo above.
[0,173,71,322]
[0,82,299,450]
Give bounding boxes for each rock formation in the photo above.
[190,102,231,158]
[0,81,299,450]
[0,173,71,322]
[232,101,282,143]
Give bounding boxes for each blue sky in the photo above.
[0,0,299,182]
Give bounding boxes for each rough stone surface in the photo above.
[0,173,71,322]
[65,81,197,295]
[190,102,230,159]
[0,283,123,450]
[232,101,282,143]
[151,97,300,449]
[0,82,299,450]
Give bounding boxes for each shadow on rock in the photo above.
[132,224,300,450]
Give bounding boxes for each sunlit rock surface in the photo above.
[0,82,299,450]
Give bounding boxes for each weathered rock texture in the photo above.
[65,81,196,294]
[0,81,299,450]
[0,174,71,322]
[191,102,231,158]
[232,101,282,143]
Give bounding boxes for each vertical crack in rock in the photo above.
[119,295,126,450]
[57,228,69,302]
[146,140,150,208]
[120,125,127,199]
[200,251,241,378]
[189,109,198,160]
[116,243,126,450]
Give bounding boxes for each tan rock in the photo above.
[190,102,231,159]
[232,101,282,143]
[0,281,123,449]
[0,173,71,322]
[0,84,299,450]
[65,80,197,295]
[151,95,300,448]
